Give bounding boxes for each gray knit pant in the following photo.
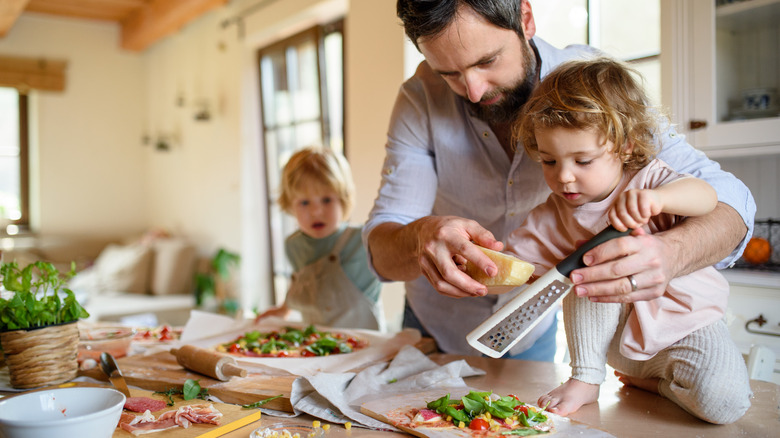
[563,293,752,424]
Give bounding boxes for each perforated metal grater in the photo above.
[467,226,630,358]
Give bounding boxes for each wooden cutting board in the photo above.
[114,387,264,438]
[80,351,296,412]
[361,388,615,438]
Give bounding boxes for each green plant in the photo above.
[194,248,240,307]
[0,261,90,331]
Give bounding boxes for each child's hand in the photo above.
[608,189,663,231]
[254,305,291,323]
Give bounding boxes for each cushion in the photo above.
[87,243,152,294]
[149,239,197,295]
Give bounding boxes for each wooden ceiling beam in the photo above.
[0,0,30,37]
[120,0,227,52]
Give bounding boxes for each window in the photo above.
[258,20,344,304]
[533,0,661,105]
[0,88,29,234]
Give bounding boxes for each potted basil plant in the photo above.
[0,261,90,389]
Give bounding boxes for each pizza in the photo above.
[389,390,553,436]
[215,324,368,358]
[133,325,182,343]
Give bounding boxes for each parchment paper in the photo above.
[172,311,422,376]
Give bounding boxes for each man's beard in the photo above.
[467,43,538,125]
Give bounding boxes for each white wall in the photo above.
[1,1,411,328]
[0,15,147,239]
[142,12,243,254]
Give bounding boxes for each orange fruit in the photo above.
[743,237,772,265]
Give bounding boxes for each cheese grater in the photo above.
[466,226,630,358]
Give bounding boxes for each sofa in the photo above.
[0,232,198,326]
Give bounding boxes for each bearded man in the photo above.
[362,0,755,360]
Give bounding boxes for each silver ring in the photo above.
[628,275,638,292]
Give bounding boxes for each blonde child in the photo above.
[507,58,751,424]
[255,146,384,331]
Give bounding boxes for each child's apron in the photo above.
[284,228,383,330]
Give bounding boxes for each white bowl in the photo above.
[0,386,126,438]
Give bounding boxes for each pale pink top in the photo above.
[506,159,728,360]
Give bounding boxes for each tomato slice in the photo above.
[469,418,489,430]
[515,405,529,416]
[301,349,317,357]
[227,343,242,353]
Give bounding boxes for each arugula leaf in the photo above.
[280,329,304,345]
[501,429,549,436]
[242,394,283,409]
[426,393,471,425]
[260,338,289,354]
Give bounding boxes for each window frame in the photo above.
[1,89,30,233]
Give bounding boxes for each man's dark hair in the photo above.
[397,0,525,50]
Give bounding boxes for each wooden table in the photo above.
[220,353,779,438]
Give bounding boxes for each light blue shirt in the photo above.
[363,37,756,355]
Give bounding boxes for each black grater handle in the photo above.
[557,226,632,277]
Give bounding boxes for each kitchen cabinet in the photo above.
[722,270,780,384]
[661,0,780,158]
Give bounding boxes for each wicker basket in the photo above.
[0,321,79,389]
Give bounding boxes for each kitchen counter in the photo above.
[722,268,780,289]
[221,353,778,438]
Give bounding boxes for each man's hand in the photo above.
[570,228,670,302]
[570,203,747,303]
[368,216,503,298]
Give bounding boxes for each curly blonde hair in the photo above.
[278,146,356,219]
[514,57,659,169]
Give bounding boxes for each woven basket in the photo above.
[0,321,79,389]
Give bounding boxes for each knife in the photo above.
[466,225,631,358]
[100,352,132,398]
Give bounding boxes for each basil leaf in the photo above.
[183,379,202,400]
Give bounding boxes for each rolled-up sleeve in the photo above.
[362,80,440,280]
[656,118,756,268]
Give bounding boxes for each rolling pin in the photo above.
[170,345,247,381]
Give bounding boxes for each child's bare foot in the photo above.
[537,378,600,416]
[614,370,660,393]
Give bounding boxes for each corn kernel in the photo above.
[485,412,492,420]
[458,421,465,429]
[312,420,321,428]
[323,424,330,431]
[345,422,352,430]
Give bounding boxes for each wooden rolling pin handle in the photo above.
[170,345,246,381]
[222,362,247,378]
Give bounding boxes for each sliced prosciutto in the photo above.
[117,403,223,436]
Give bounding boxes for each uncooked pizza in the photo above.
[215,325,368,358]
[386,390,553,436]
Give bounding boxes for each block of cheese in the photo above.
[465,247,535,290]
